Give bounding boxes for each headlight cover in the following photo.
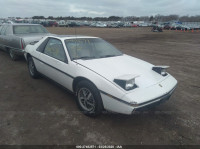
[152,66,169,76]
[114,74,139,91]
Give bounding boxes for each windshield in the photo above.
[65,38,123,60]
[13,25,49,34]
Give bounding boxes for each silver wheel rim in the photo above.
[78,88,95,112]
[29,60,35,76]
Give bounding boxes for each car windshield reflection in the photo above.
[65,38,123,60]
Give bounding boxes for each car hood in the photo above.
[76,54,167,89]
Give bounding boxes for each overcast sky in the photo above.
[0,0,200,18]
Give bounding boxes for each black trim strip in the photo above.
[99,85,177,107]
[32,56,74,79]
[99,90,131,105]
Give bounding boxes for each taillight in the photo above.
[21,39,25,50]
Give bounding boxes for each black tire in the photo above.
[27,56,39,79]
[9,49,19,61]
[75,80,103,117]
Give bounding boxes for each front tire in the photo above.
[75,80,103,117]
[28,56,39,79]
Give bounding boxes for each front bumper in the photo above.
[100,75,177,115]
[132,86,176,113]
[101,85,176,115]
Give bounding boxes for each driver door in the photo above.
[38,38,73,90]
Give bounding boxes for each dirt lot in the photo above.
[0,27,200,145]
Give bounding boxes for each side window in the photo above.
[36,38,49,52]
[43,38,67,62]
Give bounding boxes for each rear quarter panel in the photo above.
[7,35,22,50]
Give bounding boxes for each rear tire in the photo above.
[9,49,19,61]
[27,56,39,79]
[75,80,103,117]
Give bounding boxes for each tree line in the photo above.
[31,15,200,22]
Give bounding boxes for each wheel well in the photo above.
[72,77,98,93]
[6,47,10,52]
[73,77,105,111]
[26,53,31,60]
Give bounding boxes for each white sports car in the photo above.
[24,35,177,116]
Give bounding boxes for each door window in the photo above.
[36,38,49,52]
[43,38,67,62]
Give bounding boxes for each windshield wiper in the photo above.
[73,56,95,60]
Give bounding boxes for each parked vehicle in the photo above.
[68,22,80,27]
[152,26,163,32]
[123,22,132,27]
[48,21,58,27]
[95,23,107,28]
[41,20,58,27]
[90,22,97,27]
[139,23,149,27]
[58,20,67,27]
[24,35,177,116]
[132,24,139,27]
[164,24,171,30]
[0,24,50,60]
[169,24,177,30]
[176,25,190,30]
[107,23,120,28]
[117,22,125,27]
[41,21,49,27]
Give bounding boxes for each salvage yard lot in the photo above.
[0,27,200,145]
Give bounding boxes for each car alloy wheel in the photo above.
[28,57,39,79]
[28,59,35,76]
[76,80,104,117]
[78,88,95,112]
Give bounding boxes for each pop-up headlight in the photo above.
[152,66,169,76]
[114,74,139,91]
